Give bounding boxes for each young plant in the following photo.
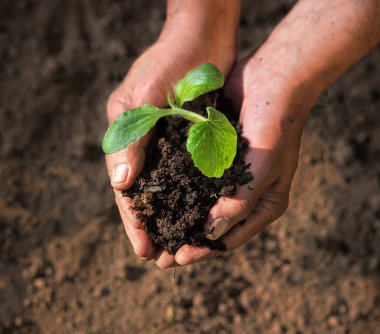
[102,63,237,178]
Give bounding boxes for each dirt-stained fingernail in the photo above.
[112,163,129,184]
[205,217,229,240]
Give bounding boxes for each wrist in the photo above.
[241,53,320,127]
[246,0,380,109]
[239,80,310,151]
[163,0,241,51]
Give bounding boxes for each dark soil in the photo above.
[123,93,252,254]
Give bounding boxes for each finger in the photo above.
[204,183,262,241]
[175,244,223,266]
[223,189,289,250]
[115,191,144,229]
[204,149,276,240]
[177,189,289,265]
[115,195,156,259]
[106,137,150,191]
[105,90,151,191]
[154,249,177,269]
[205,180,287,241]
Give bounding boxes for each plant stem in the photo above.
[163,107,207,123]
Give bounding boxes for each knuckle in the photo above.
[107,90,132,121]
[133,81,153,100]
[133,76,168,106]
[134,81,161,105]
[236,197,256,217]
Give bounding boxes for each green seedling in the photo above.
[102,63,237,178]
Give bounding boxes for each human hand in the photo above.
[168,56,318,266]
[105,0,240,266]
[167,0,380,267]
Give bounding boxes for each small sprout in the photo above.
[102,63,237,178]
[174,63,225,107]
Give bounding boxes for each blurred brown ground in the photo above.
[0,0,379,333]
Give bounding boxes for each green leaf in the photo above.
[186,107,237,178]
[174,63,224,107]
[102,104,172,154]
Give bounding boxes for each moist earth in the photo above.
[123,93,252,254]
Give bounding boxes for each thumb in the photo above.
[204,178,267,240]
[205,181,290,242]
[224,187,290,251]
[204,150,279,240]
[173,187,289,266]
[106,140,149,191]
[105,90,151,191]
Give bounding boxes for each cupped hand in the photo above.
[105,28,236,267]
[171,56,319,266]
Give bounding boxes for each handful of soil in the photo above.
[123,93,252,254]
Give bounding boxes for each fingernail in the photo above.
[112,163,129,184]
[206,217,229,240]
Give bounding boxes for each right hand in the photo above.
[105,24,236,268]
[173,55,318,265]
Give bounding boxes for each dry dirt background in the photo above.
[1,0,380,333]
